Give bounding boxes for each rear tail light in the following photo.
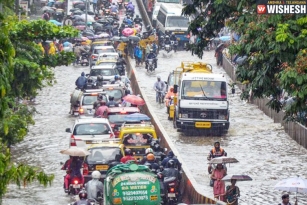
[91,55,97,59]
[79,107,84,114]
[169,187,175,193]
[74,180,79,184]
[186,34,190,38]
[83,163,89,175]
[70,135,76,146]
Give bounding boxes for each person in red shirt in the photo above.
[120,148,136,163]
[94,101,108,118]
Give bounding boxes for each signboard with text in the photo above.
[257,0,307,14]
[110,172,161,205]
[19,1,28,16]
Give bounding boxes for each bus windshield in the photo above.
[181,80,227,100]
[166,16,189,28]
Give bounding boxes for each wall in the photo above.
[222,55,307,149]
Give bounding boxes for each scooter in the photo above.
[146,59,155,72]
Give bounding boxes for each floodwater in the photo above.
[3,1,307,205]
[130,50,307,204]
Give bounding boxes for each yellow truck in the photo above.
[171,61,229,134]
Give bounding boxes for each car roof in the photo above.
[120,124,156,132]
[107,107,140,113]
[83,89,104,93]
[97,52,118,56]
[92,65,116,69]
[74,118,110,124]
[93,46,115,49]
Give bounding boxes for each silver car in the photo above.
[79,89,109,116]
[89,64,120,82]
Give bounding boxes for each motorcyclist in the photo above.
[84,77,95,90]
[140,148,156,164]
[75,72,87,90]
[146,49,157,70]
[106,96,119,107]
[120,148,135,163]
[95,75,104,88]
[93,94,104,110]
[170,33,177,41]
[153,76,166,103]
[125,16,133,26]
[118,54,127,66]
[109,2,118,13]
[73,190,91,205]
[85,171,103,201]
[94,101,108,118]
[164,35,171,45]
[73,43,88,65]
[161,151,181,171]
[64,156,84,193]
[144,153,160,173]
[207,141,227,174]
[133,14,142,26]
[126,2,135,13]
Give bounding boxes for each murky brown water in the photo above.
[131,50,307,205]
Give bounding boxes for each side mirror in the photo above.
[65,128,71,133]
[164,148,168,152]
[173,84,178,94]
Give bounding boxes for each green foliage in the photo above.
[184,0,307,118]
[0,145,54,199]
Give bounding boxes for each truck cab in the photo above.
[173,62,229,134]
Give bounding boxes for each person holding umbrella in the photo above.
[225,179,240,205]
[279,194,297,205]
[211,163,227,202]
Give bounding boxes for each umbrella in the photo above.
[222,175,252,182]
[122,28,134,37]
[124,113,151,121]
[42,6,55,14]
[208,156,239,164]
[123,95,145,106]
[49,19,62,26]
[219,35,231,42]
[60,147,90,156]
[274,176,307,194]
[80,14,95,23]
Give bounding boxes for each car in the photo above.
[102,84,126,104]
[89,64,120,82]
[83,141,122,182]
[90,46,116,66]
[78,89,109,116]
[107,107,140,137]
[118,123,158,160]
[96,53,119,65]
[90,39,112,53]
[65,118,115,148]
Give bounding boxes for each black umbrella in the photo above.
[128,35,140,42]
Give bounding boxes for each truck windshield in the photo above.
[166,16,189,28]
[181,80,227,100]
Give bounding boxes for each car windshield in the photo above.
[166,16,189,28]
[108,114,128,123]
[181,80,227,100]
[86,147,121,163]
[90,68,117,76]
[94,48,115,54]
[104,89,123,101]
[122,133,153,145]
[82,95,107,105]
[73,123,110,135]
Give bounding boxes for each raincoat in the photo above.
[85,179,104,199]
[48,42,56,55]
[38,42,45,54]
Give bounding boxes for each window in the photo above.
[82,95,107,105]
[108,114,128,123]
[94,48,116,54]
[74,123,110,135]
[181,80,227,100]
[90,69,117,76]
[157,10,166,26]
[123,133,153,145]
[166,16,189,28]
[105,89,123,101]
[86,147,121,163]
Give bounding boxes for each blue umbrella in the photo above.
[49,20,62,26]
[219,35,231,42]
[124,113,151,121]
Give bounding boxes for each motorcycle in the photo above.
[146,59,155,72]
[65,175,83,195]
[70,103,80,116]
[171,40,178,52]
[163,177,180,205]
[164,43,171,53]
[79,52,89,66]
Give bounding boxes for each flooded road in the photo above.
[130,50,307,204]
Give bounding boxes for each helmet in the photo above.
[125,148,132,155]
[87,77,93,83]
[165,35,170,38]
[167,159,175,168]
[145,148,154,154]
[147,153,155,161]
[119,54,123,58]
[78,190,88,199]
[92,170,101,179]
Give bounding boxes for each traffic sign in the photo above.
[64,18,73,26]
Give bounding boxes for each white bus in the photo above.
[156,3,190,47]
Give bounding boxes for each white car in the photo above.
[66,118,115,148]
[89,64,120,82]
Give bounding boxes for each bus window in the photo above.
[166,16,189,28]
[157,10,166,26]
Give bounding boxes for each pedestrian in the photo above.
[225,179,240,205]
[211,163,227,202]
[278,194,297,205]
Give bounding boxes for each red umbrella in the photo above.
[122,28,134,37]
[123,95,145,106]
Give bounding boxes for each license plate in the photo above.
[195,122,211,128]
[168,193,176,197]
[73,184,80,188]
[96,165,109,170]
[74,112,79,116]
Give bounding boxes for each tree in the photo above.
[183,0,307,119]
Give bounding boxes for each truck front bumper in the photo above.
[176,119,229,130]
